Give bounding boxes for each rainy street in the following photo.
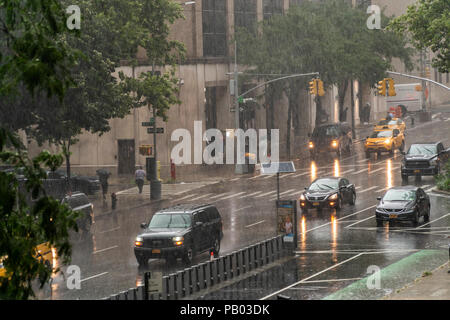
[43,113,450,300]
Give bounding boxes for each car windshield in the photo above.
[148,213,192,229]
[383,190,416,201]
[377,119,390,125]
[407,144,437,156]
[312,126,339,138]
[370,131,392,138]
[309,179,339,191]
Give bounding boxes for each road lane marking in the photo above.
[356,158,369,163]
[216,191,247,201]
[355,186,362,190]
[345,215,374,228]
[303,205,377,234]
[375,187,388,193]
[357,186,379,194]
[351,168,368,175]
[260,253,364,300]
[368,167,384,174]
[230,177,241,181]
[235,205,253,212]
[292,172,310,178]
[239,191,263,199]
[186,193,214,201]
[210,192,231,199]
[245,220,266,228]
[80,272,109,283]
[416,212,450,229]
[176,193,199,201]
[255,190,277,198]
[92,245,118,254]
[249,175,263,180]
[279,173,296,179]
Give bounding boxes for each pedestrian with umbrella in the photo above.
[96,168,111,201]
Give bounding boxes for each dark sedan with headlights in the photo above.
[299,177,356,213]
[308,123,353,159]
[375,186,430,227]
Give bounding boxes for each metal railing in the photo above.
[103,235,285,300]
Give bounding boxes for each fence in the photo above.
[104,235,285,300]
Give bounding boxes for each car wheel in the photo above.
[376,219,383,227]
[212,236,221,258]
[401,174,408,183]
[365,151,370,159]
[349,192,356,205]
[336,146,342,158]
[302,207,308,214]
[182,247,194,265]
[137,255,148,267]
[399,140,405,152]
[389,146,394,155]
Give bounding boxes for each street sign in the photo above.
[139,145,153,156]
[147,127,164,134]
[261,161,296,174]
[141,118,155,127]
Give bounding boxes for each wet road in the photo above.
[43,114,450,300]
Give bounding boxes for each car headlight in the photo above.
[172,236,184,246]
[331,140,338,148]
[300,194,306,201]
[384,139,391,144]
[429,159,437,166]
[308,142,314,149]
[135,236,143,247]
[329,193,338,200]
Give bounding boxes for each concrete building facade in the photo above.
[27,0,449,180]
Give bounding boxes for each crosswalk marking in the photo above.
[255,190,277,198]
[186,193,213,202]
[210,192,231,200]
[217,191,247,201]
[375,187,389,193]
[177,193,199,201]
[351,168,368,175]
[369,167,384,174]
[239,191,263,199]
[292,172,310,178]
[279,173,296,179]
[249,175,263,180]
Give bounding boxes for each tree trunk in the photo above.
[63,140,72,193]
[286,101,292,160]
[338,80,349,122]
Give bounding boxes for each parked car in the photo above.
[299,177,356,213]
[61,192,94,232]
[364,128,405,158]
[47,169,101,195]
[373,117,406,132]
[134,204,223,266]
[308,122,353,159]
[401,142,450,182]
[375,186,430,226]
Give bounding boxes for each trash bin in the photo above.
[150,180,161,200]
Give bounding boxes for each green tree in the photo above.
[0,129,80,299]
[389,0,449,73]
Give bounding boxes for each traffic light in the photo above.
[377,79,386,96]
[309,79,318,95]
[387,78,396,96]
[317,79,325,96]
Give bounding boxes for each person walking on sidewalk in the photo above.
[135,166,146,194]
[96,168,111,201]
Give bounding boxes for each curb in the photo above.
[430,188,450,196]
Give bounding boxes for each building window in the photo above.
[202,0,227,57]
[234,0,257,33]
[263,0,283,20]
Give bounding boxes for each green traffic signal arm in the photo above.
[238,72,320,99]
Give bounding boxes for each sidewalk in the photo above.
[384,261,450,300]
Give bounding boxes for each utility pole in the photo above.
[234,41,245,174]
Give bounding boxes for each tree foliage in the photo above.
[389,0,450,73]
[0,129,80,299]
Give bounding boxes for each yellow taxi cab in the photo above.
[364,129,405,158]
[374,118,406,132]
[0,242,54,278]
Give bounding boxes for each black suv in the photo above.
[401,142,450,182]
[134,204,223,266]
[308,122,353,159]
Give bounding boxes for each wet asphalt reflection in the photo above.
[43,118,450,300]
